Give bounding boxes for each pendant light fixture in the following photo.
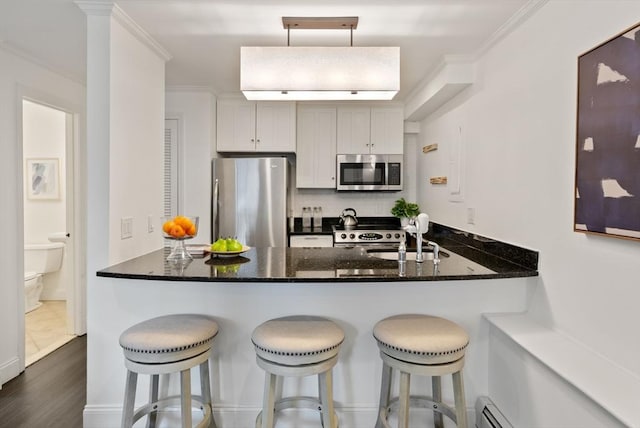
[241,17,400,101]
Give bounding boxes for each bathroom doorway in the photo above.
[22,99,77,366]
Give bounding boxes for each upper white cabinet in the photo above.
[216,100,296,152]
[296,105,337,189]
[337,106,403,155]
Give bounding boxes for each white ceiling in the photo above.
[0,0,537,101]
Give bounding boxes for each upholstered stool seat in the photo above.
[252,315,345,428]
[373,314,469,428]
[119,314,219,428]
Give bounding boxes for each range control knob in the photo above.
[386,233,392,239]
[349,233,356,239]
[341,233,347,239]
[395,233,401,239]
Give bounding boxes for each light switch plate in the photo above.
[147,215,154,233]
[121,217,133,239]
[467,208,475,225]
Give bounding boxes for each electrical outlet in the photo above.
[147,215,154,233]
[467,208,475,225]
[121,217,133,239]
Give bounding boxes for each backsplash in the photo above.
[291,188,408,219]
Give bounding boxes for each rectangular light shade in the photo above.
[241,46,400,101]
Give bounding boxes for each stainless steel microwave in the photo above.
[336,154,403,191]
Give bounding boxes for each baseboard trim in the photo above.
[0,356,21,388]
[84,405,475,427]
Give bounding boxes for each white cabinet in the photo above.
[296,105,337,189]
[216,100,296,152]
[336,106,370,154]
[289,235,334,248]
[337,106,403,155]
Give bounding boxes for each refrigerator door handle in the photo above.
[212,178,219,242]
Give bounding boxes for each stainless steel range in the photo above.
[333,224,406,248]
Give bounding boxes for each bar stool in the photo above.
[373,314,469,428]
[251,315,345,428]
[119,314,219,428]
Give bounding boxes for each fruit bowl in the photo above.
[162,216,199,261]
[210,237,248,257]
[210,245,251,258]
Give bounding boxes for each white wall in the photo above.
[165,90,216,243]
[22,100,67,244]
[108,18,165,264]
[417,0,640,421]
[0,47,85,386]
[22,100,69,300]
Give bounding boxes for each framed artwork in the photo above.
[574,22,640,240]
[26,158,60,200]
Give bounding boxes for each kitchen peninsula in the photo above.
[99,223,537,282]
[87,227,538,427]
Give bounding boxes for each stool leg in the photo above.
[200,359,216,428]
[432,376,443,428]
[146,374,159,428]
[121,370,138,428]
[180,368,193,428]
[375,362,392,428]
[261,372,277,428]
[318,369,336,428]
[452,371,467,428]
[398,371,411,428]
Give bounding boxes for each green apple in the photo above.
[211,238,227,252]
[227,238,243,252]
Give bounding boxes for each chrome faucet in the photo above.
[427,240,440,266]
[403,213,430,263]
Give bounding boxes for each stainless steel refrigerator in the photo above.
[211,157,288,247]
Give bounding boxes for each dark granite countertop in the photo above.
[97,239,538,283]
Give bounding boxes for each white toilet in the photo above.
[24,235,66,313]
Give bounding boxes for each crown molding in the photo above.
[475,0,549,59]
[75,1,172,62]
[404,0,548,119]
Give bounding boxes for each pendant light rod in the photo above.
[281,17,358,30]
[283,17,358,47]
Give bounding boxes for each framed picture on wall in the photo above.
[574,21,640,240]
[26,158,60,200]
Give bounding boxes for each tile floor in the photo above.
[25,301,75,367]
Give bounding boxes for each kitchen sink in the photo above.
[366,248,448,261]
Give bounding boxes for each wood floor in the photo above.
[0,335,86,428]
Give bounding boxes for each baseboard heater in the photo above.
[475,396,513,428]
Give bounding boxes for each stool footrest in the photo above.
[276,395,323,412]
[131,394,212,428]
[377,395,457,428]
[255,395,339,428]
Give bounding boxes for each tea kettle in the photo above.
[340,208,358,229]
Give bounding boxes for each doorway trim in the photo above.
[17,84,86,370]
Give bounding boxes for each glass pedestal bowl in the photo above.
[162,216,199,262]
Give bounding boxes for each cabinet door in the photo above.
[289,235,334,248]
[370,107,404,154]
[216,100,256,152]
[296,106,337,188]
[336,106,371,154]
[255,102,296,152]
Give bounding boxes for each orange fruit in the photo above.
[162,220,175,234]
[174,215,191,229]
[186,224,197,236]
[169,224,186,238]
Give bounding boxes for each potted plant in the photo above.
[391,198,420,226]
